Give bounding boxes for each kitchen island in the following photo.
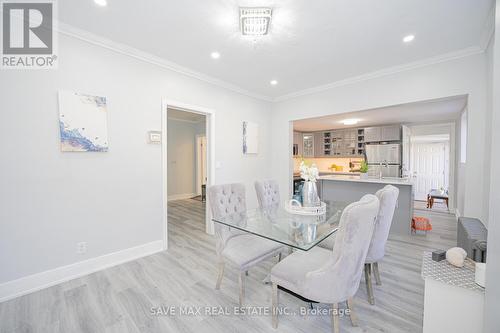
[318,175,414,235]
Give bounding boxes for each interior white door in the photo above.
[411,142,447,201]
[196,135,207,195]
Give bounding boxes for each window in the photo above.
[460,110,467,163]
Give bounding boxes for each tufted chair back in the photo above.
[365,185,399,263]
[255,180,281,209]
[208,183,247,261]
[303,194,379,303]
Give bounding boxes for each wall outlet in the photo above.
[77,242,87,254]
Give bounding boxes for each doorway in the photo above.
[411,136,450,210]
[162,100,215,250]
[195,135,207,197]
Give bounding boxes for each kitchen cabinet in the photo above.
[364,125,401,142]
[293,131,303,156]
[314,132,324,157]
[381,125,401,141]
[302,133,315,157]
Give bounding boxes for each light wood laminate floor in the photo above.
[0,199,457,333]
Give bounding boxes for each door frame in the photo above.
[195,134,207,196]
[161,99,216,251]
[408,122,456,211]
[411,141,449,201]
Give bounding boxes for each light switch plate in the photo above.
[148,131,162,144]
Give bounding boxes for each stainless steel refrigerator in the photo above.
[365,143,401,178]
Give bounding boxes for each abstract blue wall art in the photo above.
[58,91,109,152]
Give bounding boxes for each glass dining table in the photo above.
[212,200,349,251]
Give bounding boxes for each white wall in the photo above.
[270,52,490,224]
[484,2,500,330]
[0,33,272,286]
[167,117,205,199]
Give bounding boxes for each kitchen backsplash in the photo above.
[293,157,364,173]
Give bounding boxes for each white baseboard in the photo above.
[168,193,196,201]
[0,240,163,303]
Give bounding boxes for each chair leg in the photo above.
[215,262,224,290]
[278,252,282,262]
[238,271,245,307]
[331,303,340,333]
[272,283,279,329]
[364,263,375,305]
[245,270,249,276]
[373,262,382,285]
[347,298,358,327]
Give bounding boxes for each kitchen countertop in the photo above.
[319,174,413,186]
[319,171,361,176]
[294,171,360,178]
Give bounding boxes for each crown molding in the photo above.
[56,22,273,102]
[273,46,484,102]
[56,22,489,105]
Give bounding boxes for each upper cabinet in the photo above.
[381,125,401,141]
[364,127,382,143]
[293,125,400,158]
[293,131,303,156]
[302,133,315,157]
[364,125,401,143]
[314,132,324,157]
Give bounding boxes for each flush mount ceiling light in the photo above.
[94,0,107,6]
[210,52,220,59]
[403,34,415,43]
[239,7,273,36]
[270,80,278,85]
[341,119,360,125]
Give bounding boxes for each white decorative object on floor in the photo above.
[446,247,467,267]
[284,199,326,216]
[58,91,108,152]
[475,263,486,287]
[242,121,258,154]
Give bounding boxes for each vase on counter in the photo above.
[302,181,320,207]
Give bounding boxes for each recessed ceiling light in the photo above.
[210,52,220,59]
[403,34,415,43]
[240,7,272,36]
[341,119,360,125]
[94,0,107,6]
[270,80,278,85]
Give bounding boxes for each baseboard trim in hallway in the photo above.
[0,240,164,303]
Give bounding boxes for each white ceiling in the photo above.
[167,108,205,123]
[293,95,467,132]
[59,1,493,100]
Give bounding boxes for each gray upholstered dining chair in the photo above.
[208,183,283,306]
[364,185,399,305]
[270,194,380,333]
[254,180,281,208]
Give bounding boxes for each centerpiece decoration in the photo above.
[300,160,320,207]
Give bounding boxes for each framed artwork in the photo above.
[243,121,258,154]
[58,91,109,152]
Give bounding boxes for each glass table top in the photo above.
[212,201,349,251]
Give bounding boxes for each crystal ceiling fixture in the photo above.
[239,7,273,36]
